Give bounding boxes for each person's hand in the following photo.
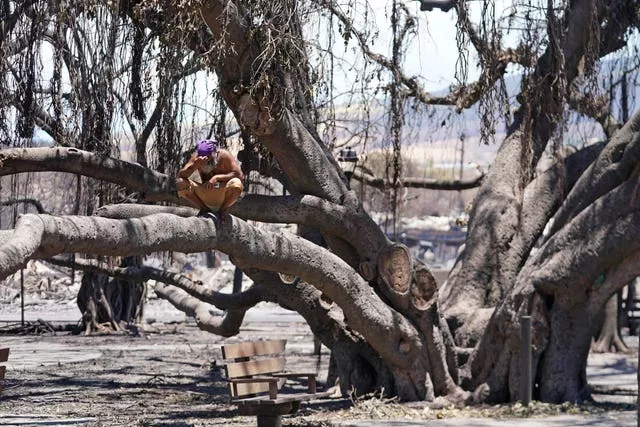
[206,177,219,189]
[192,156,209,168]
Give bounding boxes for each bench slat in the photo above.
[230,377,286,398]
[234,390,333,405]
[222,340,286,360]
[271,372,317,378]
[0,348,9,363]
[225,357,285,379]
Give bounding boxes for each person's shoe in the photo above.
[197,209,219,222]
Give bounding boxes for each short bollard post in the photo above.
[520,315,532,406]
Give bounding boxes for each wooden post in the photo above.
[268,380,278,399]
[233,267,243,293]
[313,336,321,355]
[20,269,24,327]
[520,315,532,406]
[257,415,281,427]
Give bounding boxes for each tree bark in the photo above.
[0,212,445,400]
[76,256,146,334]
[470,160,640,402]
[0,147,178,203]
[441,0,617,347]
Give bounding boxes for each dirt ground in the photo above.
[0,315,345,427]
[1,315,638,427]
[0,259,341,426]
[0,262,638,426]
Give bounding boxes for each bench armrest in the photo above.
[271,372,317,393]
[227,376,281,399]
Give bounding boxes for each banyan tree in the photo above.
[1,0,640,403]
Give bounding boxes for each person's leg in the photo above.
[218,178,244,219]
[193,183,226,212]
[177,178,209,210]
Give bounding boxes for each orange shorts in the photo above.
[178,177,243,211]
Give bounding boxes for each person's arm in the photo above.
[179,154,200,179]
[208,150,244,183]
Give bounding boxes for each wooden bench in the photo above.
[221,339,331,427]
[0,347,9,392]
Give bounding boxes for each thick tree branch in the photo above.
[95,195,385,262]
[550,109,640,235]
[0,147,179,203]
[237,194,386,259]
[155,283,247,336]
[85,191,384,265]
[592,251,640,311]
[530,178,640,303]
[0,215,44,272]
[0,198,47,213]
[350,168,484,190]
[0,212,422,371]
[44,256,271,310]
[94,204,196,219]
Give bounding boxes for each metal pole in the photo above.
[520,315,532,405]
[20,268,25,327]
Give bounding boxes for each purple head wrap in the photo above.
[197,139,219,157]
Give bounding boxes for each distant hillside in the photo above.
[335,61,639,168]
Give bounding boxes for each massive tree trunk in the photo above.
[441,0,610,346]
[76,256,146,334]
[439,0,640,402]
[466,115,640,402]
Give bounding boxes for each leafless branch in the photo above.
[315,0,522,111]
[350,168,484,190]
[0,198,47,213]
[45,256,272,311]
[568,91,621,139]
[0,147,179,204]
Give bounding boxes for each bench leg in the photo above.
[257,415,282,427]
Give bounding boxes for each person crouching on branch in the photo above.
[177,139,244,221]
